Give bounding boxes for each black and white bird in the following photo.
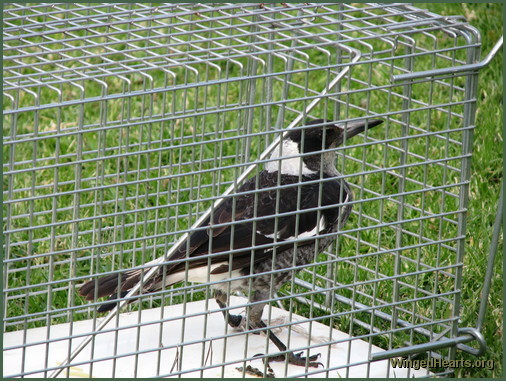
[79,118,383,367]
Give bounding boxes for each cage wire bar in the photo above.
[2,3,496,378]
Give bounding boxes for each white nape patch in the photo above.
[159,262,242,286]
[265,138,317,176]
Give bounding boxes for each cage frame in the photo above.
[2,3,502,378]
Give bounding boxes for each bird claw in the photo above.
[286,351,323,368]
[253,351,323,368]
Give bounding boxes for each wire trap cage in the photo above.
[3,3,500,378]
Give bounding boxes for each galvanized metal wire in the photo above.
[3,3,489,378]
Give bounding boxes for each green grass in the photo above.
[413,3,503,378]
[3,3,502,378]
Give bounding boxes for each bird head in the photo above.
[266,118,383,176]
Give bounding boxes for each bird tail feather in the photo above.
[79,266,173,312]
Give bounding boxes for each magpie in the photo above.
[79,118,383,368]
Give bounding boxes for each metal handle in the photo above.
[393,36,503,82]
[370,327,487,361]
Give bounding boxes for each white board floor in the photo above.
[4,296,429,378]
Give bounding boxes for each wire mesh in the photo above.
[3,3,483,378]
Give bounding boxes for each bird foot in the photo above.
[254,351,323,368]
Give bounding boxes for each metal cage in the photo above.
[2,3,499,378]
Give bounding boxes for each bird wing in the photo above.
[79,171,349,306]
[161,170,347,276]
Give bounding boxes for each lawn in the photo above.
[415,3,503,378]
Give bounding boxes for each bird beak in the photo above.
[338,119,384,141]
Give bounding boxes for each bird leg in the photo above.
[214,290,243,328]
[253,320,322,368]
[248,302,323,368]
[215,290,322,368]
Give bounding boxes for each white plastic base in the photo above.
[4,296,429,378]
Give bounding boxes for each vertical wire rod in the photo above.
[476,181,503,331]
